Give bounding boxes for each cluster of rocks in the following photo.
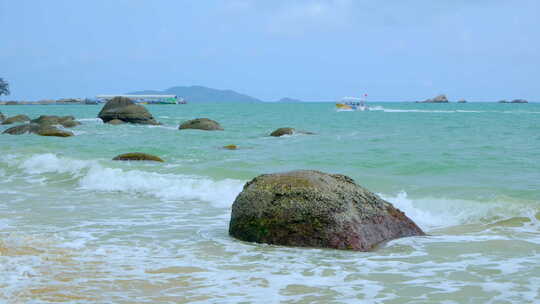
[418,94,449,103]
[1,98,428,252]
[1,114,80,137]
[498,99,528,103]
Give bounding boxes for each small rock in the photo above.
[179,118,223,131]
[223,144,238,150]
[107,119,125,125]
[421,95,449,103]
[270,128,295,137]
[113,152,164,162]
[0,111,5,122]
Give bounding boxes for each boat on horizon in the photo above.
[336,94,369,111]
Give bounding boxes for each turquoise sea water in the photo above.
[1,102,539,303]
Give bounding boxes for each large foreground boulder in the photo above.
[2,123,73,137]
[179,118,223,131]
[229,170,425,251]
[98,97,159,125]
[1,114,30,125]
[113,152,164,162]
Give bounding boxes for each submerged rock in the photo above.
[98,97,159,125]
[2,123,73,137]
[270,127,295,137]
[223,144,238,150]
[107,119,125,125]
[1,114,30,125]
[178,118,223,131]
[113,152,164,162]
[229,170,425,251]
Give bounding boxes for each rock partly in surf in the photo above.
[270,127,295,137]
[31,115,80,128]
[1,114,30,125]
[0,111,5,122]
[2,123,73,137]
[98,97,159,125]
[229,170,425,251]
[178,118,223,131]
[113,152,164,162]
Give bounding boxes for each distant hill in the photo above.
[129,85,262,103]
[276,97,303,103]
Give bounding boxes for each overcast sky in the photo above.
[1,0,539,101]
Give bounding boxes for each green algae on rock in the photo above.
[113,152,164,162]
[229,170,425,251]
[2,123,73,137]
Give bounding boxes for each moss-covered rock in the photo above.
[98,97,159,125]
[1,114,30,125]
[113,152,164,162]
[179,118,223,131]
[229,170,425,251]
[270,127,295,137]
[31,115,80,128]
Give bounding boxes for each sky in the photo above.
[1,0,539,101]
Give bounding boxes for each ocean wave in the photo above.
[18,153,244,208]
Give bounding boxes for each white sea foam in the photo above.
[18,153,244,208]
[379,191,530,230]
[79,166,244,208]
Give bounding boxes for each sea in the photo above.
[0,102,539,303]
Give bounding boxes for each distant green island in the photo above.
[129,86,303,103]
[129,85,262,103]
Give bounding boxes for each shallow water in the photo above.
[1,102,539,303]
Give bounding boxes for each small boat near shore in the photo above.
[336,95,369,111]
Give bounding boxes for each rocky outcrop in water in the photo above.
[2,123,73,137]
[511,99,528,103]
[113,152,164,162]
[419,95,449,103]
[223,144,238,150]
[457,99,467,103]
[1,114,30,125]
[270,127,295,137]
[178,118,223,131]
[0,111,5,122]
[31,115,81,128]
[98,97,159,125]
[229,170,425,251]
[269,128,314,137]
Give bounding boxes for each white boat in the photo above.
[336,95,369,111]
